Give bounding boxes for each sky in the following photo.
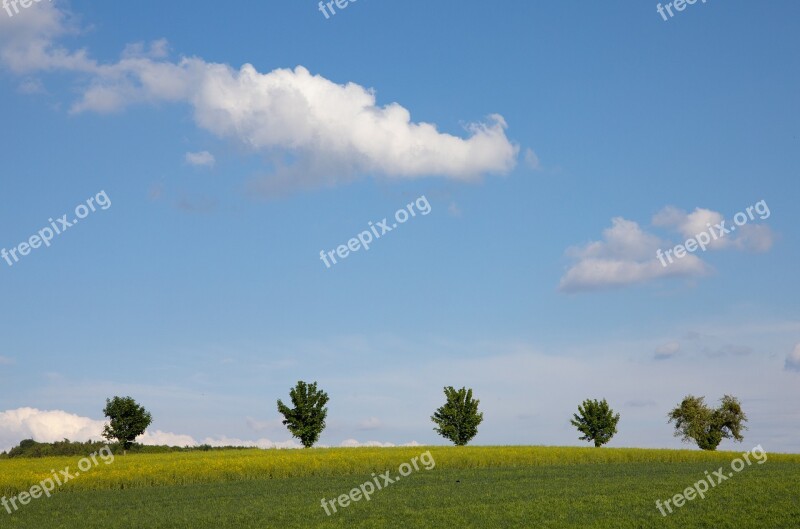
[0,0,798,453]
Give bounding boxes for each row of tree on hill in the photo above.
[96,384,748,452]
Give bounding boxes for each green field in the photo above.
[1,446,798,528]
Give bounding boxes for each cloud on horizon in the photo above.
[0,408,421,452]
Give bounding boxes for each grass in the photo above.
[1,446,798,528]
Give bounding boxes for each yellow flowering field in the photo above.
[2,445,798,498]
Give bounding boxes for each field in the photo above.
[1,446,798,528]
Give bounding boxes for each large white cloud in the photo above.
[0,2,518,194]
[0,408,105,451]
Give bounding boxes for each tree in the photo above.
[102,396,152,452]
[668,395,747,451]
[431,386,484,446]
[277,381,329,448]
[570,398,620,447]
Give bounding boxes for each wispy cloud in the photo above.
[184,150,215,168]
[654,342,680,360]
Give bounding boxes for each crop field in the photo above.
[2,446,798,528]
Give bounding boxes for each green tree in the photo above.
[277,381,329,448]
[668,395,747,451]
[570,398,621,447]
[102,396,153,452]
[431,386,484,446]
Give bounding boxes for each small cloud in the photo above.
[357,417,382,431]
[653,205,775,253]
[784,344,800,372]
[655,341,680,360]
[559,217,709,292]
[185,151,215,168]
[0,356,13,365]
[447,202,462,217]
[523,148,541,171]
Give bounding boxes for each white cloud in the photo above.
[561,202,776,292]
[653,206,774,253]
[654,207,729,250]
[0,3,519,194]
[185,150,215,167]
[0,356,13,365]
[139,430,196,447]
[559,217,709,292]
[655,341,680,360]
[785,344,800,372]
[0,408,105,451]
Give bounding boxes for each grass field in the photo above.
[2,446,798,528]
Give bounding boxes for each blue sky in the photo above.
[0,0,798,452]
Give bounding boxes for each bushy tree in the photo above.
[570,398,620,447]
[668,395,747,451]
[277,381,329,448]
[431,386,484,446]
[102,396,152,452]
